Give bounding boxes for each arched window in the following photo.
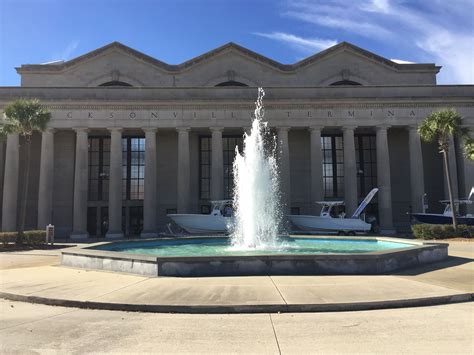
[99,81,133,87]
[329,80,362,86]
[215,81,248,87]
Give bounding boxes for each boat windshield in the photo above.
[210,200,233,217]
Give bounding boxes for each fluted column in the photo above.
[106,128,124,239]
[443,135,459,199]
[277,127,291,213]
[71,128,89,239]
[462,129,474,215]
[376,125,394,233]
[0,139,5,211]
[177,127,190,213]
[210,127,224,201]
[2,134,19,231]
[309,126,324,214]
[342,126,358,216]
[142,128,158,238]
[408,125,425,213]
[37,128,55,229]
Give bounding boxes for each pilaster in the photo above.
[37,128,55,229]
[2,134,19,232]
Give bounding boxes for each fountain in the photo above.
[231,88,283,250]
[60,88,448,277]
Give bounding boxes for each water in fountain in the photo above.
[230,88,284,249]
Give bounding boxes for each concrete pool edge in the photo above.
[60,236,449,277]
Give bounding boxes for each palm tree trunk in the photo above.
[18,136,31,244]
[442,149,458,230]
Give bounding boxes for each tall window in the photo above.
[199,136,243,200]
[355,135,377,197]
[88,137,110,201]
[321,135,344,198]
[223,137,243,199]
[199,137,211,200]
[122,137,145,200]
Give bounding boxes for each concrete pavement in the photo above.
[0,241,472,313]
[0,299,472,354]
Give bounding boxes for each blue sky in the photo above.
[1,0,473,86]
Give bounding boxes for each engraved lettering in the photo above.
[231,112,234,118]
[193,112,197,118]
[327,111,333,118]
[67,112,72,118]
[173,112,178,118]
[151,112,158,119]
[410,110,416,116]
[88,112,93,118]
[109,112,114,119]
[388,110,394,117]
[212,112,216,118]
[370,110,373,117]
[129,112,136,119]
[348,111,355,117]
[307,111,312,117]
[286,112,290,117]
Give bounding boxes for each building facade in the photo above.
[0,41,472,238]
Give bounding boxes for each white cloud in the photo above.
[275,0,474,83]
[52,40,79,61]
[254,32,337,54]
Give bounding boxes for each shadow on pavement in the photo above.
[394,256,472,276]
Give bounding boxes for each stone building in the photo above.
[0,41,472,238]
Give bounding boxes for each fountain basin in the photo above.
[61,236,448,277]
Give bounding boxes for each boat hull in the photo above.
[288,215,372,233]
[167,214,233,234]
[411,213,474,225]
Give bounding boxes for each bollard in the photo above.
[46,224,55,245]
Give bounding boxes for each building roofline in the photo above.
[16,41,441,74]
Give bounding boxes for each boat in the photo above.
[288,188,379,235]
[410,188,474,225]
[167,200,234,234]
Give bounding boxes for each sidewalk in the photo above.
[0,241,472,313]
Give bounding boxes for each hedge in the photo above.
[0,232,17,246]
[0,230,47,246]
[23,230,47,245]
[412,224,474,239]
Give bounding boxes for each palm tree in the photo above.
[464,137,474,161]
[418,108,466,230]
[1,99,51,243]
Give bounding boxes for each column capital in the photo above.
[375,124,392,132]
[210,126,224,132]
[142,127,158,133]
[176,127,190,133]
[342,125,357,132]
[107,127,123,133]
[73,127,89,133]
[308,125,324,132]
[44,128,56,134]
[277,126,291,132]
[407,124,419,131]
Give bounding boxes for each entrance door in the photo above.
[86,206,109,237]
[129,206,143,237]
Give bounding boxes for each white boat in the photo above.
[410,188,474,226]
[167,200,234,234]
[288,188,379,235]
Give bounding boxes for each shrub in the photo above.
[412,224,474,239]
[22,230,47,245]
[0,232,18,246]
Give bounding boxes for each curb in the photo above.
[1,292,472,314]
